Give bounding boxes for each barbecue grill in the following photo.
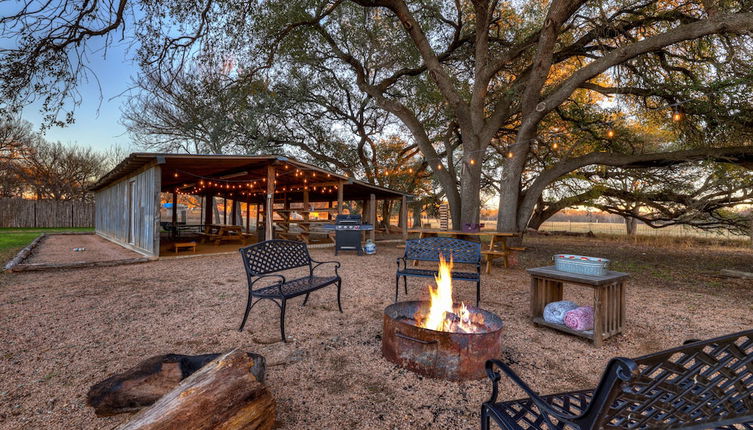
[323,214,374,255]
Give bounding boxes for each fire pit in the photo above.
[382,255,504,380]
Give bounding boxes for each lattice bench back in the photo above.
[593,329,753,429]
[240,240,312,277]
[404,237,481,264]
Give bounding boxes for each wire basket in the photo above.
[553,254,609,276]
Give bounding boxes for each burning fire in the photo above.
[417,254,485,333]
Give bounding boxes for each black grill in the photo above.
[335,214,366,255]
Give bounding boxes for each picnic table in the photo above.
[198,225,249,246]
[407,228,524,273]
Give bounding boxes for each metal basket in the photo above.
[553,254,609,276]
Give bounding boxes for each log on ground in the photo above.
[88,352,266,416]
[116,350,275,430]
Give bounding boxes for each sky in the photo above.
[20,37,137,153]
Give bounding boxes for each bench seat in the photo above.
[252,276,339,299]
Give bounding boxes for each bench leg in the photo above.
[476,280,481,307]
[481,405,490,430]
[403,276,408,295]
[336,280,343,313]
[280,299,287,342]
[302,292,310,306]
[394,274,400,302]
[238,291,255,331]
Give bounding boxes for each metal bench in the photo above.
[238,240,342,342]
[481,329,753,430]
[396,237,482,306]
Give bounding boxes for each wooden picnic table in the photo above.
[199,224,247,246]
[407,228,523,273]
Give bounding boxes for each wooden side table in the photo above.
[527,266,629,347]
[174,241,197,253]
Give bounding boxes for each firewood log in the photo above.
[87,352,265,416]
[116,350,274,430]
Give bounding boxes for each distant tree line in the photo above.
[0,119,120,201]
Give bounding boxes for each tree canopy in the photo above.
[3,0,753,231]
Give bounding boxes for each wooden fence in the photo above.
[0,198,95,228]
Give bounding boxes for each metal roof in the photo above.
[90,153,410,200]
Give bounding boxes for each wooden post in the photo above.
[265,165,275,241]
[337,181,344,214]
[171,193,177,226]
[369,193,376,242]
[303,189,309,218]
[204,194,213,228]
[401,195,408,241]
[223,197,227,225]
[246,200,250,233]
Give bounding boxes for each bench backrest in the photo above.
[404,237,481,264]
[239,239,311,276]
[590,329,753,429]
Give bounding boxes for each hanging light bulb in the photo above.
[552,142,559,150]
[672,111,684,122]
[606,129,615,139]
[506,151,514,159]
[469,159,476,165]
[408,168,413,173]
[173,172,179,178]
[436,164,443,170]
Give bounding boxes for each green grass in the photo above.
[0,227,93,265]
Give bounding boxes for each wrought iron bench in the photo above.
[396,237,482,306]
[481,329,753,430]
[238,240,342,342]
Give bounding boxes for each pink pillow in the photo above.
[564,306,594,331]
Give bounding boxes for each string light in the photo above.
[506,151,514,159]
[606,129,616,139]
[672,111,684,122]
[469,159,476,165]
[552,142,559,150]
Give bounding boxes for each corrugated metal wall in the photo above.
[94,165,161,256]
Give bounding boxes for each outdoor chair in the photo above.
[396,237,482,306]
[481,329,753,430]
[238,239,342,342]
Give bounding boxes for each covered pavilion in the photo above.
[90,153,410,257]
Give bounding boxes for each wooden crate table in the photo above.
[527,266,629,347]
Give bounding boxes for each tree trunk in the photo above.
[117,350,274,430]
[459,161,482,227]
[624,216,638,236]
[412,202,422,227]
[87,352,266,416]
[380,200,392,228]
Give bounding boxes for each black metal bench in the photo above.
[396,237,482,306]
[482,329,753,430]
[238,240,342,342]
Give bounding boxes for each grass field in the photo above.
[0,227,93,265]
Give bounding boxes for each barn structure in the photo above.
[89,153,410,257]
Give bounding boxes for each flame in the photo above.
[417,253,486,333]
[424,254,455,331]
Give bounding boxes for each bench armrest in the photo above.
[485,360,584,425]
[250,274,287,296]
[311,259,341,276]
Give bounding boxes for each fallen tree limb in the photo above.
[116,350,274,430]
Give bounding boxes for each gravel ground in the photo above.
[25,234,142,264]
[0,237,751,429]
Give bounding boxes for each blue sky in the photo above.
[20,36,137,153]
